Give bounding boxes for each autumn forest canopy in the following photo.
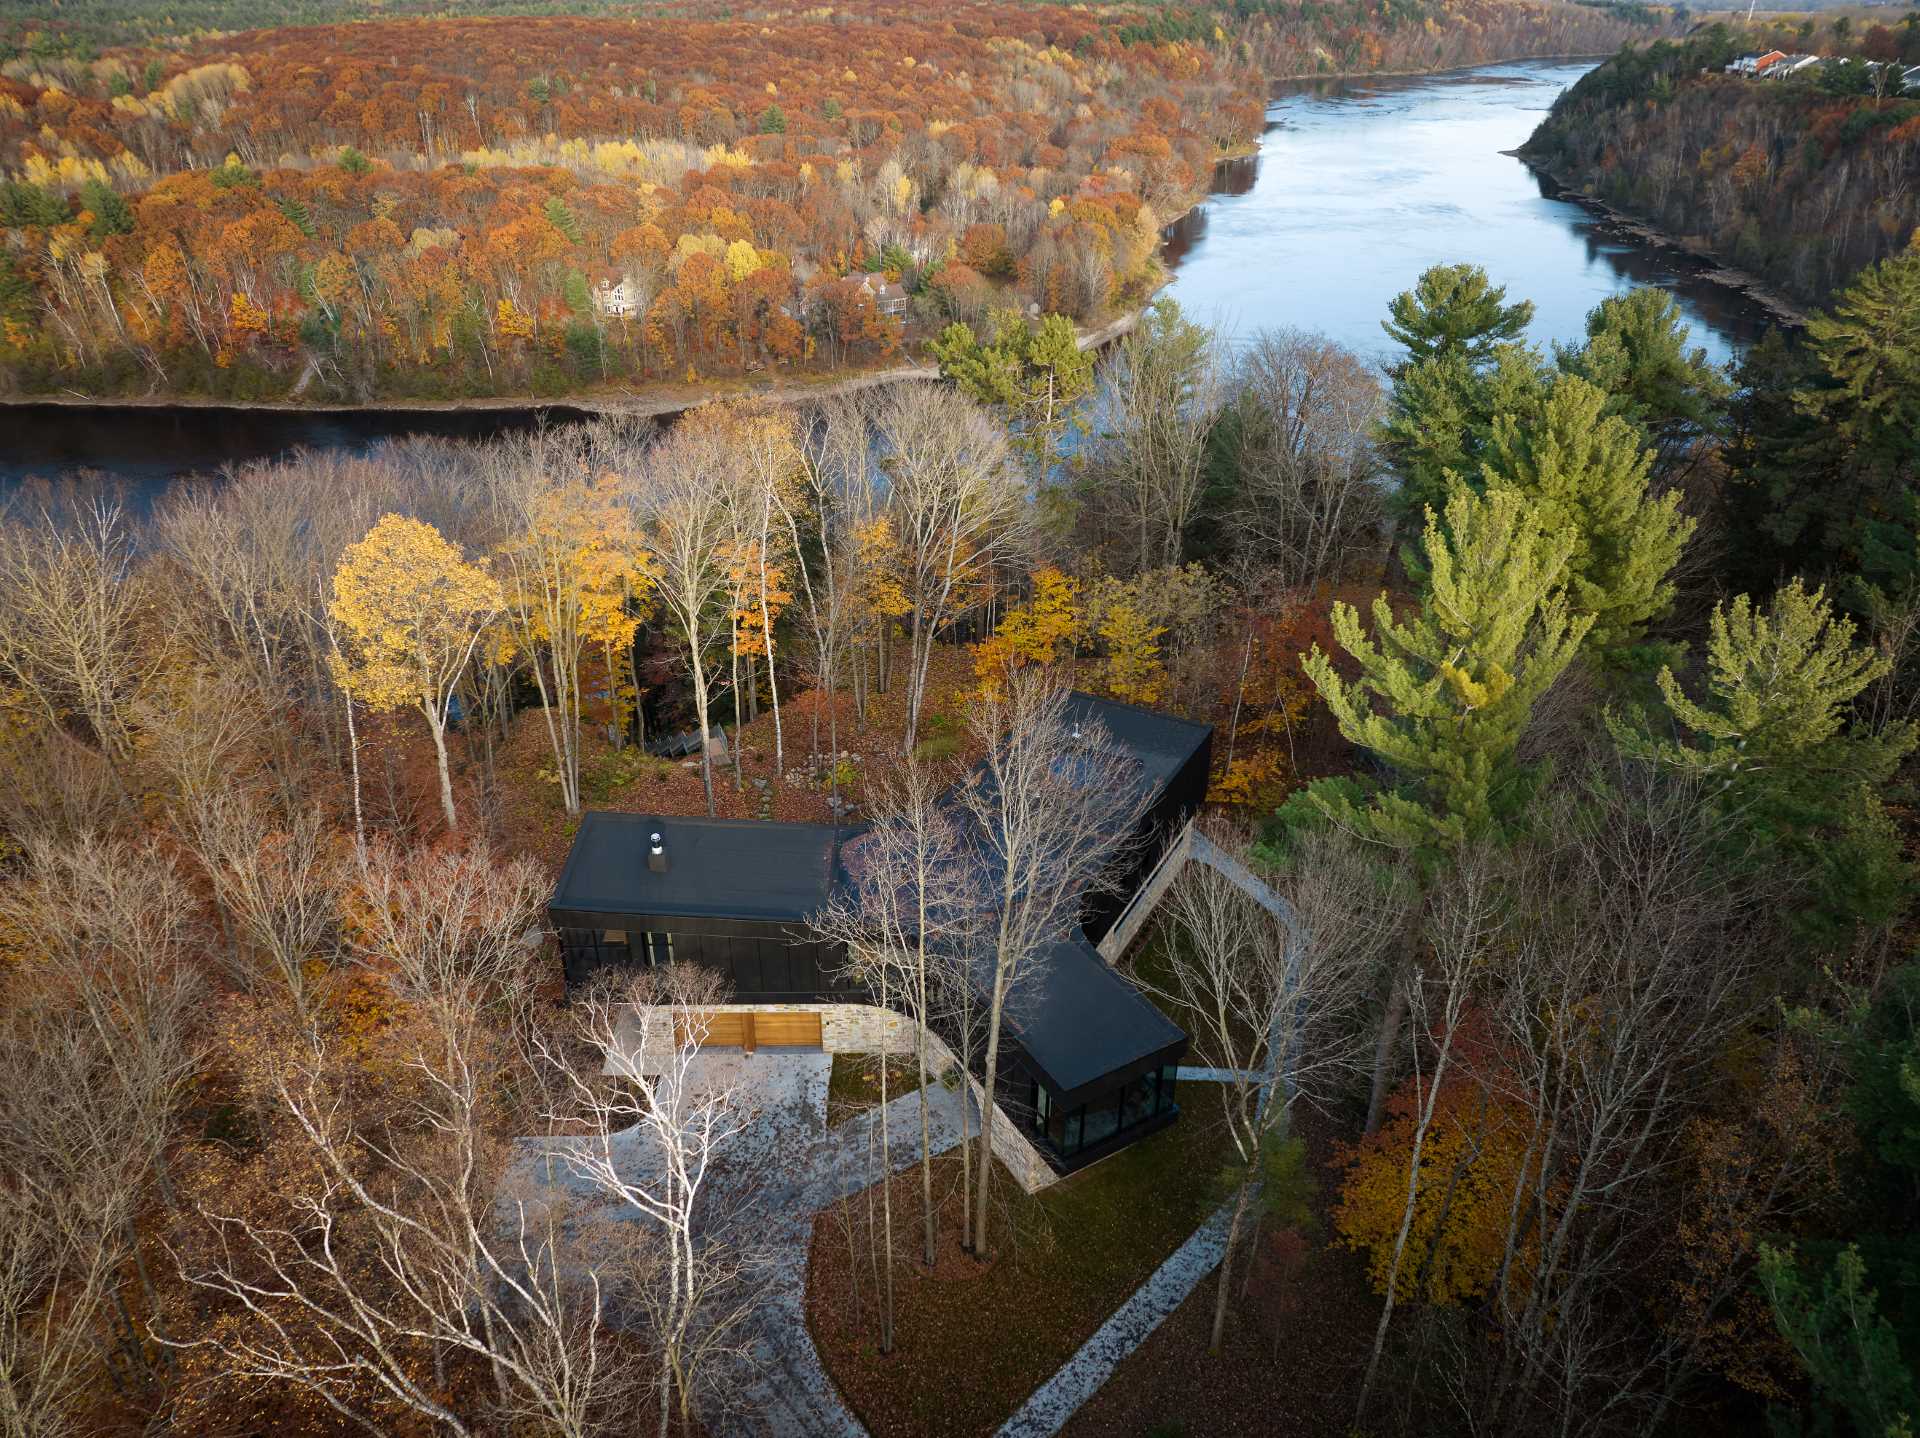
[0,0,1673,402]
[9,2,1920,1438]
[0,226,1917,1434]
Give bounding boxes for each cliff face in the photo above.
[1523,28,1920,307]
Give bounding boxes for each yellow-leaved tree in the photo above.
[970,565,1084,699]
[1097,597,1167,705]
[329,514,502,833]
[494,469,656,814]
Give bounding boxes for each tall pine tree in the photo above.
[1478,371,1694,663]
[1303,485,1591,852]
[1381,262,1535,368]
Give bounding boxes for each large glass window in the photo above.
[1157,1065,1179,1114]
[1120,1074,1155,1129]
[1081,1095,1121,1149]
[644,932,673,966]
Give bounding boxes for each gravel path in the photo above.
[995,1197,1238,1438]
[715,1080,974,1438]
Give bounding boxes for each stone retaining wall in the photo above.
[620,1000,1058,1192]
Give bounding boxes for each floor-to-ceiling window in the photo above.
[1033,1064,1182,1163]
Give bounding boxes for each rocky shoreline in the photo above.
[1513,152,1810,329]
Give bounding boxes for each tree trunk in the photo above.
[1210,1174,1257,1354]
[878,1040,896,1355]
[343,687,365,857]
[973,965,1009,1257]
[916,945,936,1268]
[690,651,715,816]
[1364,966,1408,1138]
[426,708,458,832]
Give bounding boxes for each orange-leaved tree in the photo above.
[1334,1015,1541,1308]
[970,565,1084,699]
[328,514,502,833]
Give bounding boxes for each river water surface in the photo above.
[1161,60,1774,368]
[1,60,1779,492]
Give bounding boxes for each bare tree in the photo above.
[0,719,125,846]
[135,666,272,817]
[0,497,161,773]
[874,385,1032,752]
[0,835,208,1211]
[1136,822,1395,1352]
[0,995,160,1434]
[1223,329,1387,591]
[957,673,1149,1256]
[1352,842,1505,1426]
[527,966,765,1438]
[1470,762,1774,1438]
[1090,301,1221,574]
[183,789,343,1023]
[345,837,549,1025]
[785,397,876,767]
[815,755,971,1281]
[719,402,804,779]
[635,407,737,814]
[168,1026,647,1438]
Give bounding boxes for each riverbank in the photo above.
[1268,50,1616,84]
[1513,153,1809,329]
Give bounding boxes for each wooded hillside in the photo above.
[0,3,1263,401]
[1523,19,1920,305]
[0,0,1675,404]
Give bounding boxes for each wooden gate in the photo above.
[674,1010,822,1052]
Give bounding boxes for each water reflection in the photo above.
[1159,60,1778,369]
[0,402,591,501]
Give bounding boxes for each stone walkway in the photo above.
[503,1050,975,1438]
[995,1196,1238,1438]
[716,1079,973,1437]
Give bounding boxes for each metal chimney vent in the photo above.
[647,831,668,873]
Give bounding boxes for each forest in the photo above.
[1522,16,1920,306]
[0,0,1675,403]
[0,213,1917,1435]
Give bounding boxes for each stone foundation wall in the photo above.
[623,1000,1058,1192]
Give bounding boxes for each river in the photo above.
[1,59,1779,494]
[1161,59,1774,368]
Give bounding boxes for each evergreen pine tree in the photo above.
[1381,262,1535,368]
[1556,286,1730,463]
[1380,342,1548,525]
[1302,485,1591,852]
[1479,372,1694,661]
[1624,579,1918,942]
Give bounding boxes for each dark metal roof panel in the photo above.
[552,812,842,923]
[992,934,1186,1096]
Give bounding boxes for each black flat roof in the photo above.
[549,693,1210,1100]
[1062,692,1211,805]
[552,812,842,923]
[993,935,1187,1101]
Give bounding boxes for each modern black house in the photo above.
[549,692,1213,1174]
